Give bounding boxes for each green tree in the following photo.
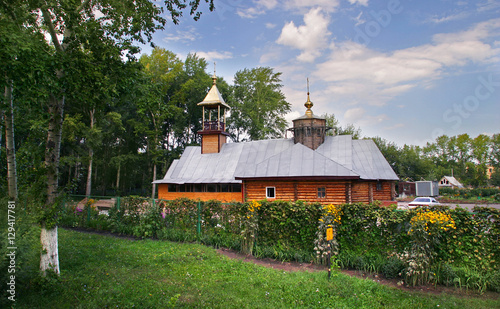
[471,134,491,165]
[1,0,214,275]
[229,67,291,141]
[490,168,500,187]
[138,48,184,198]
[324,113,362,139]
[171,54,213,148]
[491,134,500,167]
[396,145,433,181]
[372,136,400,173]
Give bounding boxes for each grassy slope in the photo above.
[17,229,499,309]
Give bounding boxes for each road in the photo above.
[397,202,500,211]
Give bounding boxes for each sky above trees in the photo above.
[141,0,500,146]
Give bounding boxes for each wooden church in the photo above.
[154,75,399,204]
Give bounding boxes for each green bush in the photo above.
[440,187,500,200]
[380,257,406,279]
[55,195,499,292]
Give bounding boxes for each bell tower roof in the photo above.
[197,67,231,110]
[198,63,230,154]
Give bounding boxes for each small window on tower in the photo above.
[266,187,276,199]
[318,187,326,198]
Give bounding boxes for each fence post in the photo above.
[197,201,201,238]
[116,196,120,211]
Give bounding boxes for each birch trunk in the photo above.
[41,94,64,275]
[151,162,157,199]
[40,227,60,274]
[116,163,121,191]
[85,109,95,197]
[4,79,17,200]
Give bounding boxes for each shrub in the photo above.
[55,195,500,292]
[381,256,406,279]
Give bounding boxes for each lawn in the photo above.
[17,229,499,309]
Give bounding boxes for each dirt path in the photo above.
[216,248,499,299]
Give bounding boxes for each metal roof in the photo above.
[197,83,231,109]
[153,135,399,184]
[439,176,464,188]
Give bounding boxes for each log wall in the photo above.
[245,180,394,205]
[158,181,394,205]
[244,180,348,205]
[157,184,242,202]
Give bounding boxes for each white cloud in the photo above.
[236,7,265,19]
[259,45,287,63]
[432,18,500,43]
[237,0,341,18]
[237,0,278,18]
[344,107,366,122]
[283,0,340,12]
[348,0,369,6]
[163,26,199,42]
[383,123,404,132]
[344,107,388,126]
[265,22,277,29]
[312,18,500,105]
[477,0,500,12]
[276,8,331,62]
[425,12,469,24]
[258,0,278,9]
[195,51,233,61]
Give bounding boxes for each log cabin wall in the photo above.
[352,181,394,203]
[351,182,370,203]
[158,181,394,205]
[244,180,349,205]
[157,184,243,202]
[373,181,394,201]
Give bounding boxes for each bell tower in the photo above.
[197,69,231,154]
[289,79,331,150]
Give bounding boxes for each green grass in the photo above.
[17,229,500,309]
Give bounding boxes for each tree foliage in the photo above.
[229,67,291,141]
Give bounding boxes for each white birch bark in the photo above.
[40,227,60,275]
[85,109,95,197]
[4,79,17,200]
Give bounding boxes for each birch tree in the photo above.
[1,0,214,276]
[229,67,291,141]
[138,48,184,198]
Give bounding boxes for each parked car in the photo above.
[408,197,441,209]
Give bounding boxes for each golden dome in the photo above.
[304,78,313,117]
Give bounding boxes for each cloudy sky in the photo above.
[141,0,500,146]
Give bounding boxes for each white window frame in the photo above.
[266,187,276,199]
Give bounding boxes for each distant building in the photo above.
[154,75,399,204]
[438,176,464,189]
[398,181,416,197]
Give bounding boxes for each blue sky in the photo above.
[141,0,500,146]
